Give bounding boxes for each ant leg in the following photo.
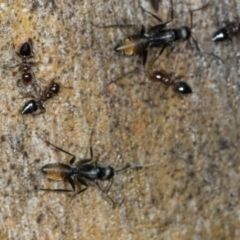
[107,67,141,85]
[190,3,209,29]
[18,91,37,99]
[142,49,148,66]
[95,180,115,208]
[200,51,224,64]
[148,44,167,68]
[102,178,115,208]
[226,37,232,45]
[77,132,94,165]
[169,0,174,21]
[45,140,76,165]
[3,62,21,69]
[192,36,224,63]
[140,6,163,22]
[35,104,46,115]
[38,188,74,192]
[77,146,94,165]
[191,35,201,52]
[149,21,172,33]
[70,178,88,202]
[69,187,88,203]
[90,22,139,29]
[115,163,131,173]
[57,81,73,89]
[15,51,21,58]
[105,194,115,208]
[39,177,76,193]
[105,177,114,194]
[140,25,146,35]
[17,79,23,88]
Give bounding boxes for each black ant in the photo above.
[21,80,60,114]
[6,39,37,87]
[39,140,158,207]
[148,70,192,94]
[212,22,240,42]
[93,2,222,66]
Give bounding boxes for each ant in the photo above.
[6,39,37,87]
[212,22,240,42]
[107,59,192,94]
[93,2,222,66]
[39,140,159,207]
[21,80,60,114]
[148,69,192,94]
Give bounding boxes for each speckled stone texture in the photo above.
[0,0,239,239]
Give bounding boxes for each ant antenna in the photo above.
[90,22,139,29]
[130,161,160,169]
[140,7,163,22]
[107,67,141,86]
[114,163,131,173]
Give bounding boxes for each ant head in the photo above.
[101,166,114,180]
[19,42,32,57]
[212,29,227,42]
[178,26,191,41]
[175,81,192,94]
[22,99,38,114]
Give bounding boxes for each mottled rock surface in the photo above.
[0,0,239,239]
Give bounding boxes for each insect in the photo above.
[39,140,158,207]
[21,81,60,114]
[8,39,37,87]
[212,22,240,42]
[108,62,192,94]
[148,70,193,94]
[93,3,220,67]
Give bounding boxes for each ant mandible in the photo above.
[21,80,60,114]
[39,140,159,207]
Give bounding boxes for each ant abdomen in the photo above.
[42,163,73,180]
[212,22,240,42]
[22,72,32,85]
[114,36,148,56]
[21,81,61,115]
[174,81,192,94]
[21,100,38,114]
